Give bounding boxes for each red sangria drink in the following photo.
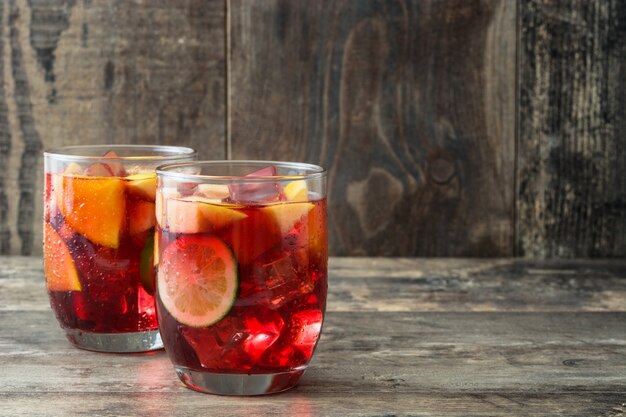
[155,161,327,395]
[43,145,196,352]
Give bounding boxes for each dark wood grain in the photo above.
[518,0,626,257]
[0,0,225,256]
[1,257,626,416]
[228,0,516,257]
[0,1,11,255]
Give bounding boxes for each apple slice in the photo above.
[64,163,83,175]
[126,173,157,201]
[165,196,247,234]
[262,202,313,235]
[155,188,180,228]
[55,175,126,248]
[284,180,308,202]
[128,200,156,235]
[195,183,230,200]
[44,223,81,291]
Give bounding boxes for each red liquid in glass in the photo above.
[156,198,327,373]
[44,173,158,333]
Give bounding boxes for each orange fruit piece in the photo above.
[44,223,81,291]
[55,174,126,248]
[128,200,156,235]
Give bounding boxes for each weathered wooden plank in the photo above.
[1,392,624,417]
[0,2,13,256]
[228,0,516,257]
[1,257,626,416]
[0,0,226,256]
[1,309,625,416]
[2,310,626,394]
[518,0,626,257]
[4,257,626,313]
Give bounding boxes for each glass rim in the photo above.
[44,144,197,162]
[156,160,327,183]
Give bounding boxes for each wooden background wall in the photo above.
[0,0,624,258]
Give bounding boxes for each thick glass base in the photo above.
[64,329,163,353]
[175,366,306,395]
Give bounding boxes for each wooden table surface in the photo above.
[1,257,625,416]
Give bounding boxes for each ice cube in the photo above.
[181,328,223,369]
[84,151,126,177]
[249,249,314,308]
[265,250,313,307]
[101,151,126,176]
[258,343,308,369]
[287,309,323,357]
[181,316,254,371]
[242,307,284,361]
[229,166,284,203]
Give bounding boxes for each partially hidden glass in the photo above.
[155,161,328,395]
[43,145,197,352]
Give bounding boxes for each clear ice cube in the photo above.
[249,249,313,308]
[229,166,283,203]
[242,307,284,361]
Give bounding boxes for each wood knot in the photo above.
[428,158,455,184]
[562,359,583,367]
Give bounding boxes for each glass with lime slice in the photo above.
[155,161,328,395]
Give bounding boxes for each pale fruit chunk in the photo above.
[165,196,247,234]
[195,183,230,200]
[55,175,126,248]
[44,223,81,291]
[155,188,179,227]
[128,200,156,235]
[64,163,83,175]
[284,180,308,202]
[261,202,313,235]
[126,173,157,201]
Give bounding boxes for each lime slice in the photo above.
[158,236,238,327]
[140,231,155,293]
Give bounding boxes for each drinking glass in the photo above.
[43,145,197,352]
[155,161,328,395]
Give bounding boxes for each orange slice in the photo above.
[55,175,126,248]
[128,200,156,235]
[44,223,81,291]
[158,236,238,327]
